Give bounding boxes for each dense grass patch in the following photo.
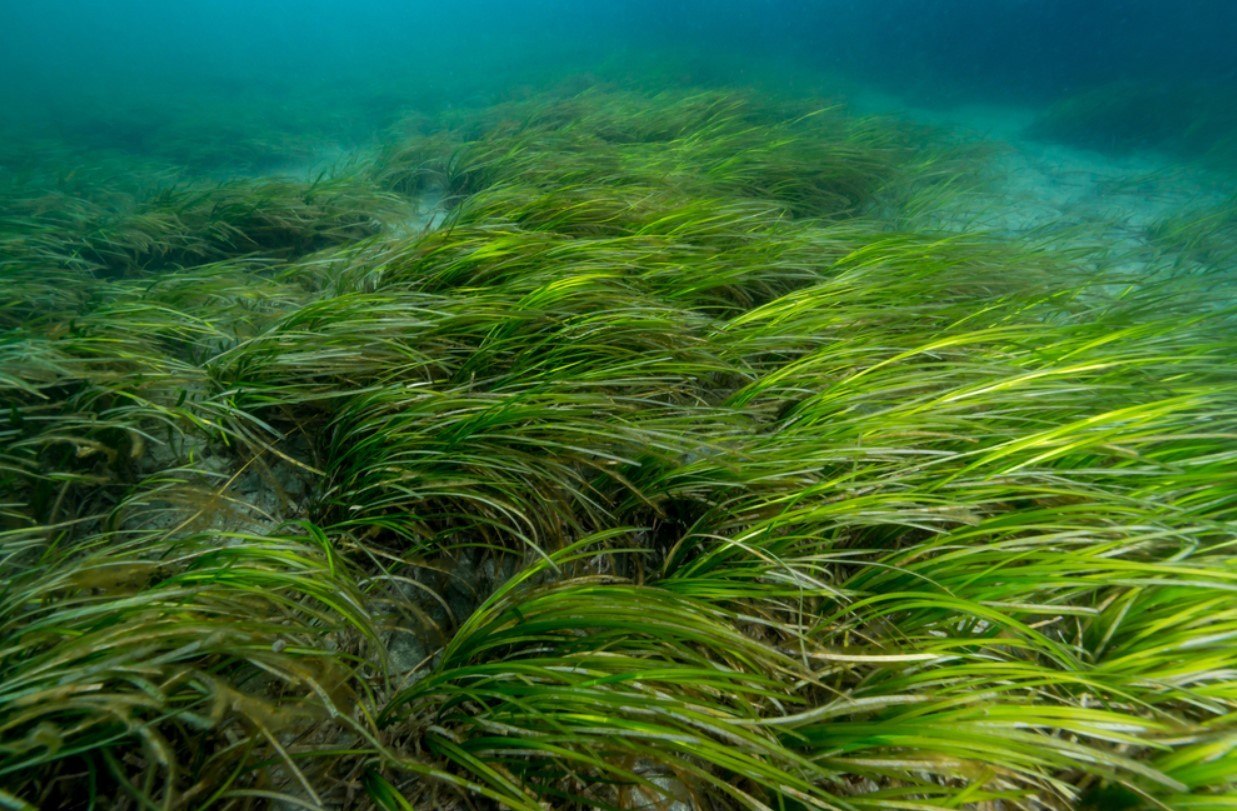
[2,84,1234,810]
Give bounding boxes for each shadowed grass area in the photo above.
[2,82,1235,810]
[2,176,405,282]
[1027,81,1237,168]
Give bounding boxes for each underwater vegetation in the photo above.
[1028,81,1237,168]
[1,84,1235,810]
[1147,196,1237,274]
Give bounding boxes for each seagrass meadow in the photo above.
[1,79,1236,811]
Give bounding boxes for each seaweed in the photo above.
[2,82,1235,811]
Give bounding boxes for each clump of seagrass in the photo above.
[2,81,1235,811]
[3,174,404,282]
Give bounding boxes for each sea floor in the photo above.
[853,89,1232,270]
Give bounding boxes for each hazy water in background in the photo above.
[4,1,1236,91]
[2,0,1236,193]
[4,2,1236,117]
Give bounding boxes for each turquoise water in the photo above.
[3,1,1235,168]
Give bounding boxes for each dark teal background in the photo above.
[2,1,1235,138]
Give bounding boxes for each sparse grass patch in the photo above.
[1028,80,1237,167]
[1148,195,1237,272]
